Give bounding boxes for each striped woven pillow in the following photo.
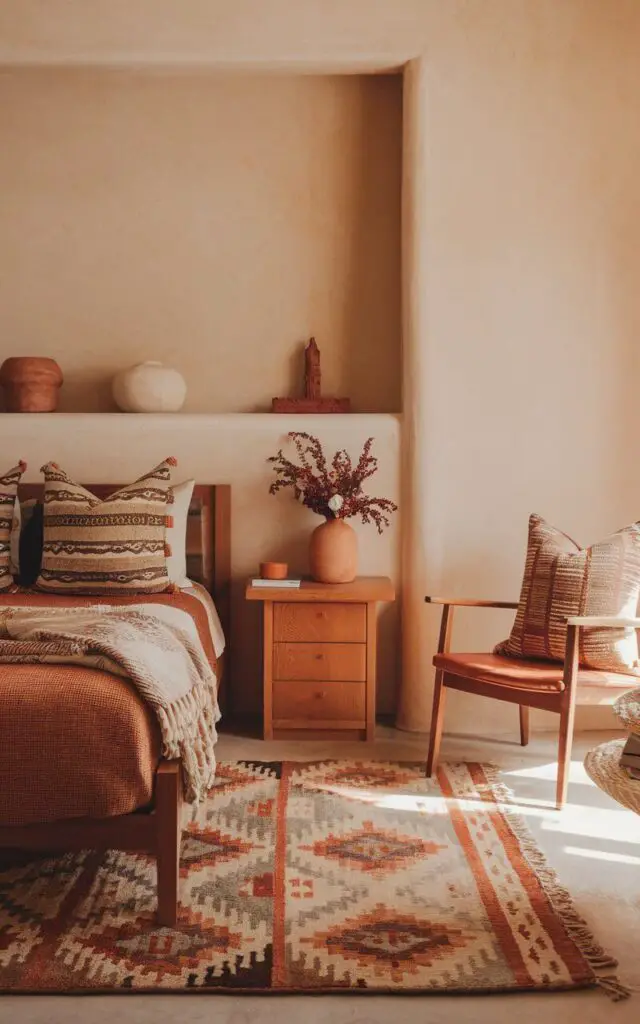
[36,458,177,595]
[495,513,640,674]
[0,462,26,592]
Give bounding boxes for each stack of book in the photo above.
[620,733,640,780]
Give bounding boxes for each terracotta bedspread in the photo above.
[0,589,220,827]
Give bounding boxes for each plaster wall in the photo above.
[2,1,640,734]
[0,70,401,414]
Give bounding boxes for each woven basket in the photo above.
[584,738,640,815]
[613,688,640,733]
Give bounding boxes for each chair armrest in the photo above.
[567,615,640,628]
[425,596,518,610]
[426,596,518,657]
[561,617,640,694]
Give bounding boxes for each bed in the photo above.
[0,482,231,927]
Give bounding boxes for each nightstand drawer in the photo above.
[273,642,366,682]
[272,681,366,723]
[273,603,366,643]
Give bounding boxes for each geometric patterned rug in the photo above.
[0,761,626,998]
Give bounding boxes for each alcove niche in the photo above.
[0,69,402,414]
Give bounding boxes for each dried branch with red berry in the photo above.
[267,432,397,534]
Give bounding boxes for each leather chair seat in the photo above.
[433,652,636,693]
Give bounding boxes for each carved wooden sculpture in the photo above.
[272,338,351,413]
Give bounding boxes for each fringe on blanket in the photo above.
[157,682,221,804]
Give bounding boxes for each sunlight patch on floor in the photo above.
[311,767,640,849]
[501,759,592,784]
[563,845,640,866]
[540,804,640,841]
[310,783,439,814]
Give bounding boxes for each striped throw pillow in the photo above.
[36,458,177,595]
[495,513,640,674]
[0,462,26,592]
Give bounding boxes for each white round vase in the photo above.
[112,361,187,413]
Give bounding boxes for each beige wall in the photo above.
[0,70,401,413]
[2,1,640,736]
[401,4,640,735]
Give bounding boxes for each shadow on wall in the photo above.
[0,72,402,414]
[611,146,640,524]
[342,75,402,412]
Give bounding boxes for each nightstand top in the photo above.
[245,576,395,603]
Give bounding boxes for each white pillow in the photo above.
[167,479,195,588]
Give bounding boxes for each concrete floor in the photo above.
[2,726,639,1023]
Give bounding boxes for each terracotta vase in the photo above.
[0,357,63,412]
[309,518,358,584]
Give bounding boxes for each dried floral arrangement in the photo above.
[268,432,397,533]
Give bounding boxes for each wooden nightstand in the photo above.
[246,576,395,741]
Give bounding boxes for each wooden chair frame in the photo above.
[425,597,636,809]
[0,482,231,927]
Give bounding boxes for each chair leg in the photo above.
[426,671,447,777]
[519,705,530,747]
[556,701,576,810]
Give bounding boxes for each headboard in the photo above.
[18,483,232,645]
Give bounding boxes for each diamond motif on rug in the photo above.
[180,829,255,873]
[0,761,623,997]
[298,761,419,792]
[305,821,446,875]
[72,917,245,977]
[210,761,273,795]
[302,905,474,983]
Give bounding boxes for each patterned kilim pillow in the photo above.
[0,462,26,592]
[495,513,640,674]
[36,458,177,595]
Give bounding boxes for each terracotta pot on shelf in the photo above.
[309,518,358,584]
[260,561,288,580]
[0,357,63,412]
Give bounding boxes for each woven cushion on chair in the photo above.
[434,652,637,692]
[495,514,640,674]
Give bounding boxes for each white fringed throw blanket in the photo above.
[0,605,220,804]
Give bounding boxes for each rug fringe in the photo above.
[480,765,631,1002]
[596,976,632,1002]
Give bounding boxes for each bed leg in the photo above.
[155,759,182,928]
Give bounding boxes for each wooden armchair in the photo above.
[425,597,639,808]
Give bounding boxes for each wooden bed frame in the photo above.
[0,482,231,927]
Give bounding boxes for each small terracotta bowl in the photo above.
[260,561,288,580]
